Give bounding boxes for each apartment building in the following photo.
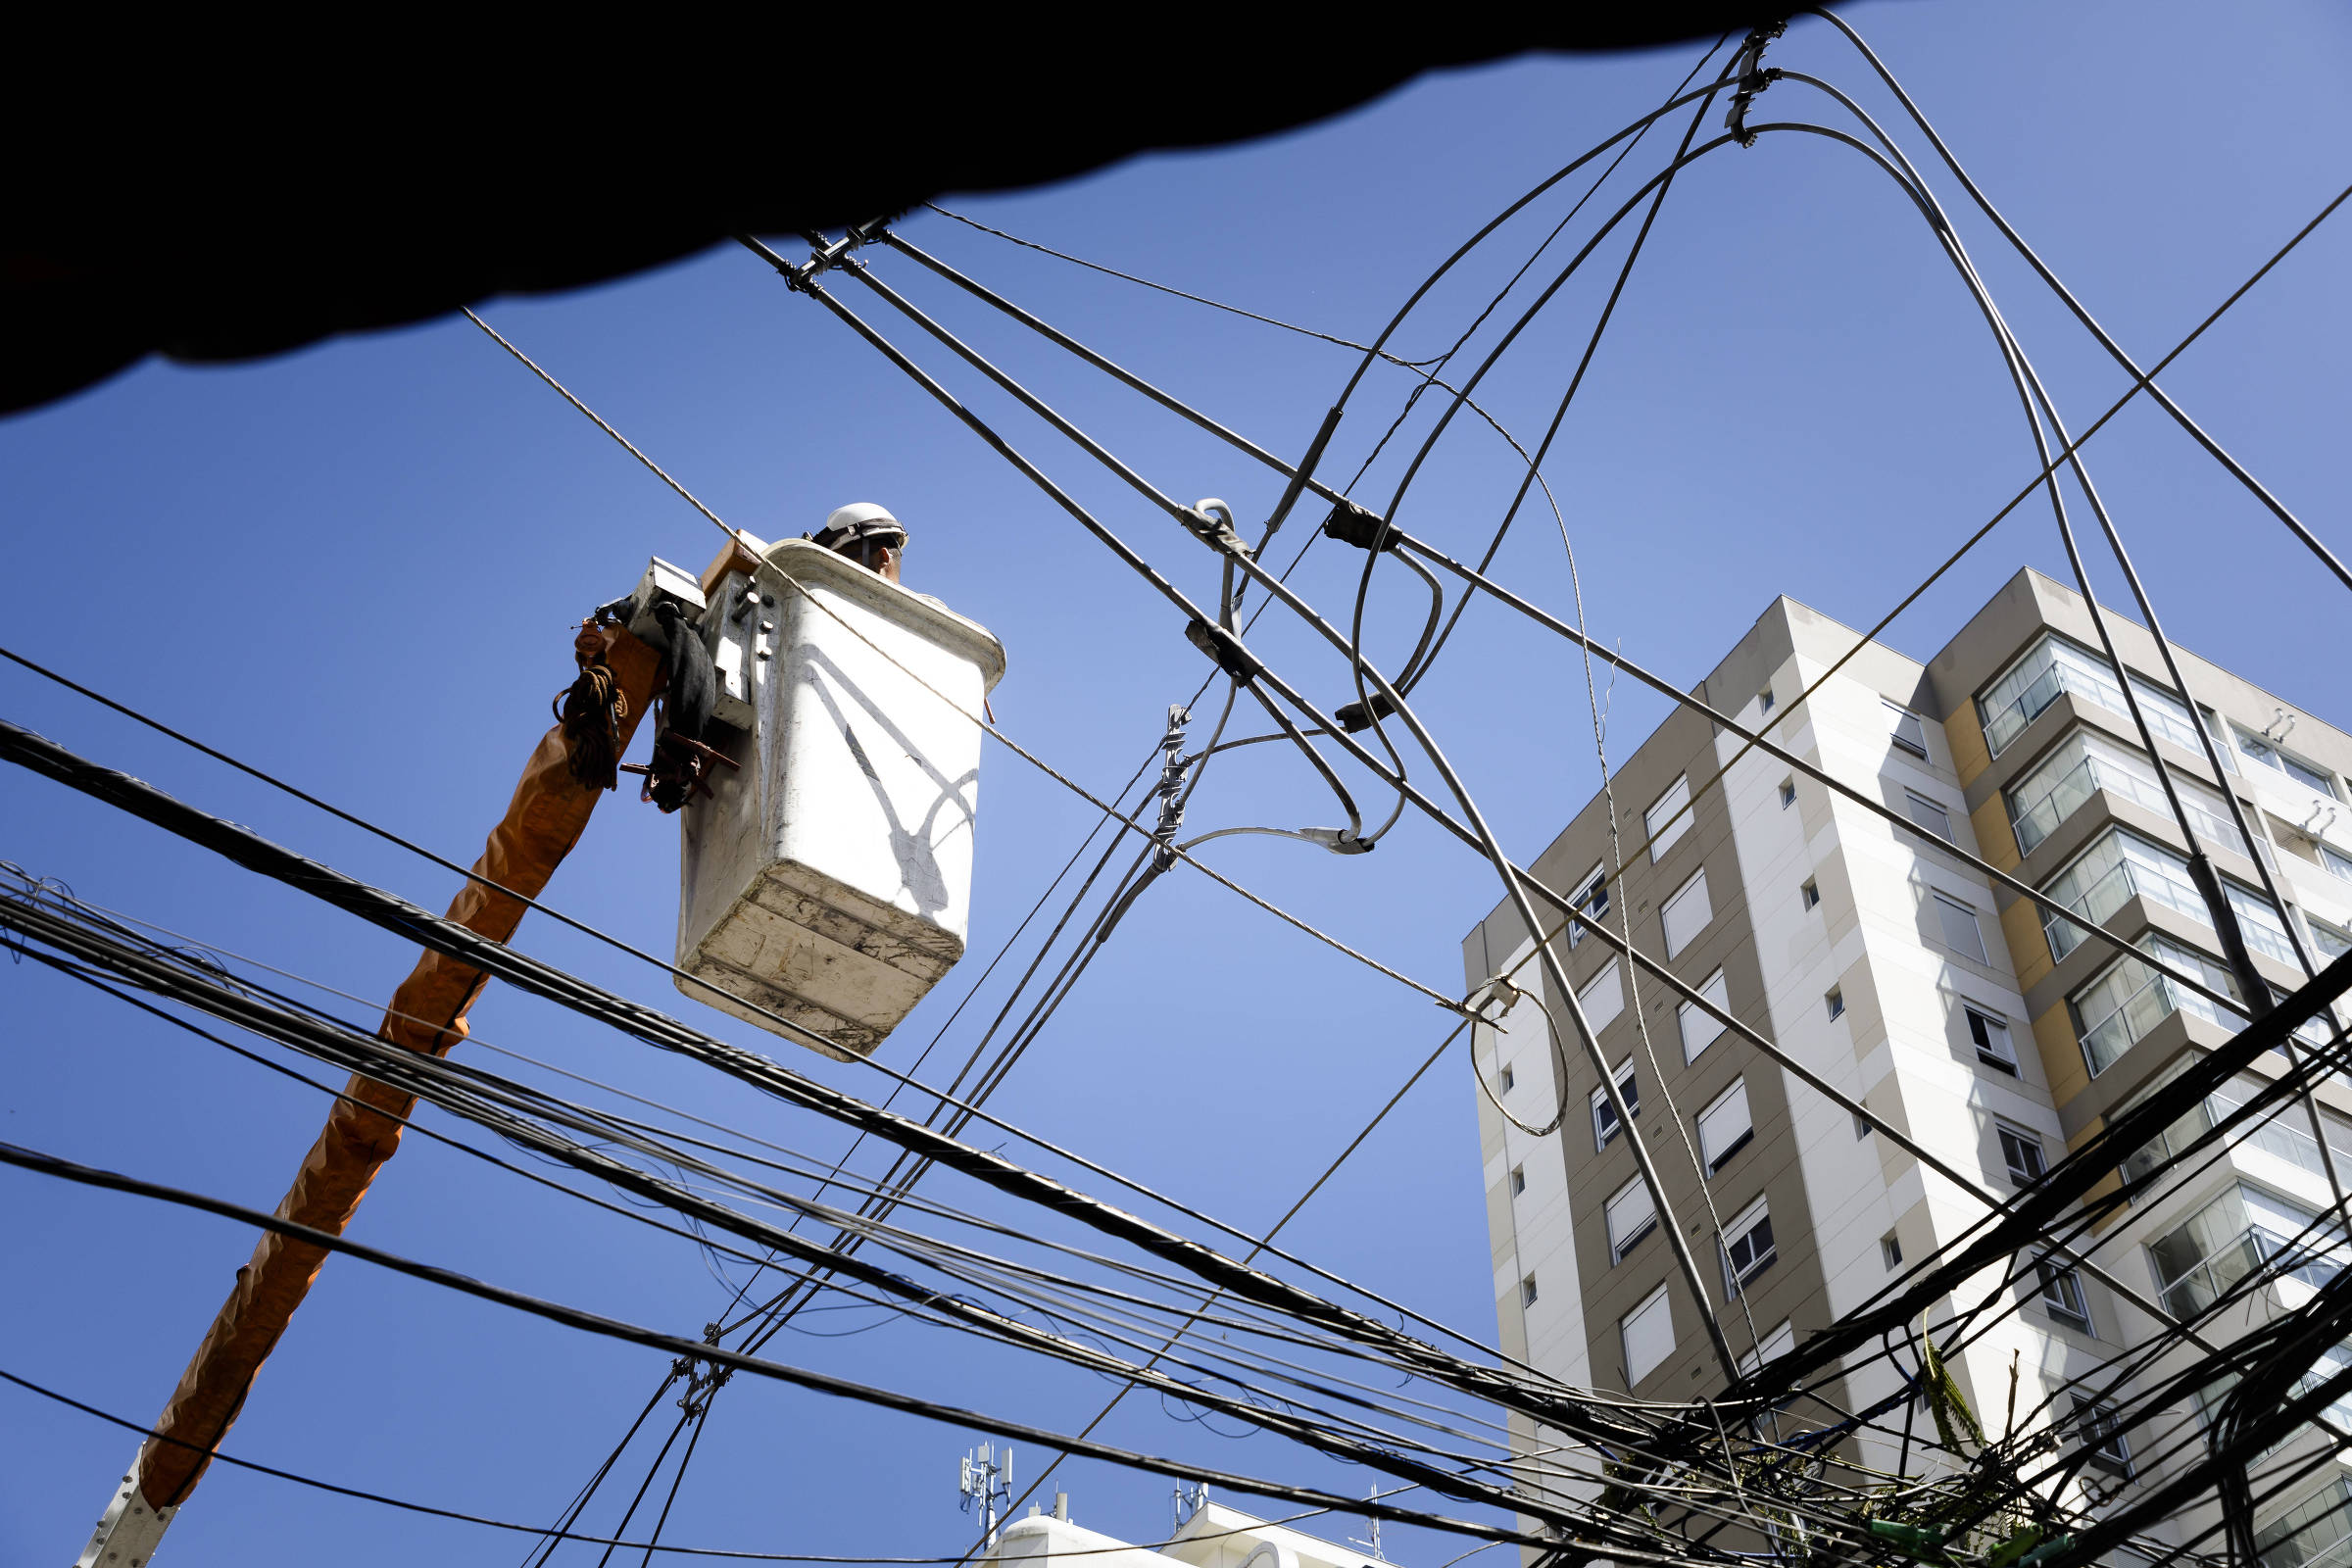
[1461,566,2352,1564]
[978,1489,1400,1568]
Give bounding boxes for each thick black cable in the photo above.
[0,1148,1589,1552]
[0,1365,954,1563]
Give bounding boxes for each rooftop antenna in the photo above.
[959,1442,1015,1549]
[1172,1481,1210,1533]
[1347,1487,1387,1562]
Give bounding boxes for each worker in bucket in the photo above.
[809,502,906,582]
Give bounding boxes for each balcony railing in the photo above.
[2044,844,2206,961]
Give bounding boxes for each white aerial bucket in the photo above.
[676,538,1005,1058]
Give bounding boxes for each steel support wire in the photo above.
[1777,83,2352,1228]
[2,895,1601,1488]
[1381,524,2243,1020]
[761,244,1376,845]
[0,1144,1679,1562]
[1808,8,2352,598]
[0,719,1664,1452]
[1352,58,1723,727]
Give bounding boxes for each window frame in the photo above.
[1904,788,1955,842]
[1779,777,1796,808]
[2036,1254,2093,1333]
[1660,867,1713,958]
[1591,1058,1640,1151]
[1677,968,1732,1064]
[1577,956,1626,1035]
[2073,1397,2133,1478]
[1644,774,1693,862]
[1697,1079,1754,1176]
[1723,1196,1777,1293]
[1605,1174,1658,1262]
[1886,700,1931,759]
[1966,1004,2021,1075]
[1620,1285,1674,1387]
[1933,891,1990,963]
[1508,1164,1526,1198]
[1996,1120,2049,1187]
[1564,864,1609,949]
[1827,988,1846,1021]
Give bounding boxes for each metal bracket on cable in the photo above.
[1183,617,1262,682]
[1181,497,1251,557]
[1725,22,1786,147]
[1321,499,1397,553]
[796,216,898,284]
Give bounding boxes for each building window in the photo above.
[1854,1109,1871,1140]
[1886,700,1931,759]
[1826,987,1846,1021]
[1509,1165,1526,1198]
[1645,775,1693,861]
[2223,877,2300,966]
[1779,777,1796,808]
[2006,725,2237,857]
[2073,1398,2133,1478]
[1660,869,1713,957]
[2036,1255,2092,1332]
[1966,1005,2019,1074]
[1976,631,2202,759]
[2069,933,2243,1076]
[1698,1080,1754,1175]
[1565,865,1609,949]
[1578,957,1626,1034]
[2038,826,2206,961]
[1723,1198,1776,1293]
[1995,1122,2048,1187]
[2148,1183,2329,1319]
[1520,1274,1539,1307]
[2235,726,2338,799]
[1678,968,1732,1063]
[2254,1482,2352,1568]
[1905,790,1955,842]
[1592,1059,1640,1151]
[2323,843,2352,885]
[1498,1062,1516,1094]
[1881,1233,1903,1268]
[2308,914,2352,961]
[1620,1285,1673,1386]
[1801,877,1820,910]
[1933,893,1989,963]
[1606,1175,1658,1262]
[1759,687,1777,715]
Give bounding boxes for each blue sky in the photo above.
[3,3,2348,1561]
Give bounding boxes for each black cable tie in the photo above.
[1333,692,1398,734]
[1182,619,1261,682]
[1320,500,1396,552]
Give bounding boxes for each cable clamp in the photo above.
[1321,499,1397,552]
[1333,691,1397,733]
[1182,618,1262,682]
[1466,973,1528,1022]
[1725,22,1787,148]
[1181,497,1250,557]
[1297,826,1374,856]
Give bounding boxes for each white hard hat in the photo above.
[810,502,906,551]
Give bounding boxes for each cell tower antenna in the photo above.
[1347,1487,1387,1562]
[958,1442,1015,1548]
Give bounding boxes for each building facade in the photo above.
[1461,566,2352,1563]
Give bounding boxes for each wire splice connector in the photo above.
[1321,500,1397,552]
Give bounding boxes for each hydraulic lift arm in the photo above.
[74,619,662,1565]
